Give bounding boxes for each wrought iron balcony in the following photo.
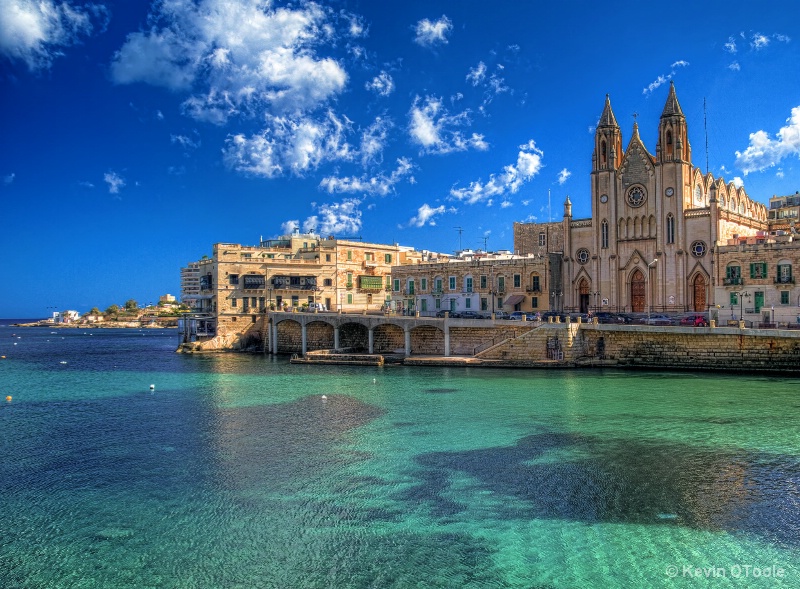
[775,276,795,284]
[723,277,743,286]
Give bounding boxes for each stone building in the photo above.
[191,233,424,339]
[714,233,800,326]
[390,250,551,316]
[180,262,201,308]
[515,82,769,315]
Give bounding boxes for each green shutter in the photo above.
[749,263,755,278]
[730,292,738,305]
[762,262,768,277]
[359,276,384,289]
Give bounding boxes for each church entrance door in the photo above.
[630,269,645,312]
[692,274,706,312]
[579,279,589,314]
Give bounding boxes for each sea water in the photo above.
[1,325,799,588]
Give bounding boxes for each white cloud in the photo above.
[223,110,355,178]
[156,110,164,121]
[79,180,94,188]
[408,203,447,227]
[728,61,741,71]
[3,173,15,185]
[0,0,107,70]
[408,95,488,155]
[732,177,744,188]
[557,168,571,185]
[365,71,394,96]
[500,200,512,208]
[466,61,486,86]
[281,220,300,234]
[300,198,362,235]
[643,61,689,95]
[104,171,125,194]
[319,157,414,196]
[751,33,769,49]
[724,36,737,53]
[111,0,347,122]
[171,134,200,150]
[359,116,392,166]
[735,106,800,174]
[414,15,452,47]
[775,34,791,43]
[450,140,544,205]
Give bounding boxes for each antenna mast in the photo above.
[478,236,489,251]
[704,97,709,175]
[453,226,463,251]
[548,189,551,223]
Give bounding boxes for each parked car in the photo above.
[680,313,709,327]
[460,311,484,320]
[492,310,509,319]
[526,312,541,322]
[508,311,525,321]
[643,314,672,325]
[541,311,567,322]
[594,311,625,324]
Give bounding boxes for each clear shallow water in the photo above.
[1,326,799,588]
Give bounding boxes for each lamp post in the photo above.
[647,259,658,324]
[771,305,775,325]
[733,290,750,323]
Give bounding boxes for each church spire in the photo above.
[660,81,684,118]
[598,94,618,128]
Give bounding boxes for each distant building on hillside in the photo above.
[180,262,201,309]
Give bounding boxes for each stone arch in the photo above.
[373,323,405,353]
[305,320,334,351]
[649,215,656,237]
[690,273,707,312]
[578,277,590,314]
[410,325,445,355]
[339,322,368,351]
[276,319,303,353]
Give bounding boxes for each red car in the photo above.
[680,314,709,327]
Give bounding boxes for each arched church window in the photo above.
[666,214,675,244]
[627,185,646,208]
[694,184,704,204]
[719,195,725,208]
[601,220,609,249]
[601,141,607,165]
[666,131,673,157]
[576,249,590,265]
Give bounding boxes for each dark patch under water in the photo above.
[401,432,800,547]
[424,388,459,394]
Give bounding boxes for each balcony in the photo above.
[774,276,795,284]
[526,286,542,293]
[723,277,743,286]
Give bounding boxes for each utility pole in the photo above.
[478,236,489,251]
[454,226,463,251]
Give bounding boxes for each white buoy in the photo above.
[149,384,155,390]
[321,395,328,401]
[373,378,376,383]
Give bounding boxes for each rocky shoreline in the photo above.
[12,320,175,329]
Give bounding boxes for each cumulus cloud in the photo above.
[319,157,414,196]
[735,106,800,174]
[732,177,744,188]
[414,15,452,47]
[0,0,107,70]
[557,168,571,185]
[751,33,769,49]
[466,61,486,86]
[408,203,447,227]
[4,173,15,185]
[408,95,487,155]
[281,220,300,234]
[365,71,394,96]
[359,116,393,166]
[643,60,689,95]
[104,171,125,194]
[450,140,544,205]
[724,36,737,53]
[300,198,362,235]
[111,0,347,123]
[223,110,355,178]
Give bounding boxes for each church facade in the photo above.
[515,83,768,315]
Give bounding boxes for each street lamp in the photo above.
[647,259,658,324]
[733,290,750,323]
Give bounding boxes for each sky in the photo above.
[1,0,799,317]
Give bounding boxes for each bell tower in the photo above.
[593,95,623,172]
[656,81,691,164]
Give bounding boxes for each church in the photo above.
[514,82,768,315]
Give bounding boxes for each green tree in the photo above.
[104,304,120,316]
[85,307,101,317]
[124,299,138,311]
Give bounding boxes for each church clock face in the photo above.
[627,186,646,208]
[665,187,674,197]
[600,194,608,203]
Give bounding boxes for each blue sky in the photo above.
[2,0,799,317]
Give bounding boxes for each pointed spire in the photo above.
[661,81,684,118]
[598,94,618,128]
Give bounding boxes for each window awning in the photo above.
[502,294,525,307]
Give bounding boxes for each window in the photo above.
[531,296,538,308]
[627,186,646,207]
[229,274,239,285]
[259,297,265,310]
[498,276,505,292]
[307,296,314,304]
[690,241,706,258]
[781,291,790,305]
[497,297,503,307]
[513,274,521,288]
[435,298,441,310]
[725,265,741,285]
[538,232,546,247]
[601,220,609,248]
[750,262,767,279]
[465,298,471,309]
[324,278,333,287]
[449,276,456,290]
[576,249,589,264]
[481,298,488,311]
[730,292,738,305]
[347,250,352,260]
[347,294,353,304]
[480,275,487,289]
[291,295,299,307]
[421,299,428,312]
[326,254,331,262]
[421,278,427,291]
[365,252,373,261]
[532,275,540,292]
[251,297,257,307]
[465,277,473,292]
[231,297,237,308]
[435,277,443,292]
[408,280,415,295]
[393,279,400,292]
[385,253,392,264]
[666,214,675,244]
[777,264,793,284]
[243,275,266,289]
[242,298,249,311]
[386,275,392,289]
[346,272,353,287]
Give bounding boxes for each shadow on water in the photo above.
[400,431,800,548]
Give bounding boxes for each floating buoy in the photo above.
[60,361,67,364]
[373,378,376,383]
[321,395,328,401]
[149,384,155,390]
[5,395,11,402]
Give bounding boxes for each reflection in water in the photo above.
[403,432,800,547]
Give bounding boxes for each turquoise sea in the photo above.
[1,325,799,588]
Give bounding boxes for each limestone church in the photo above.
[514,82,768,314]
